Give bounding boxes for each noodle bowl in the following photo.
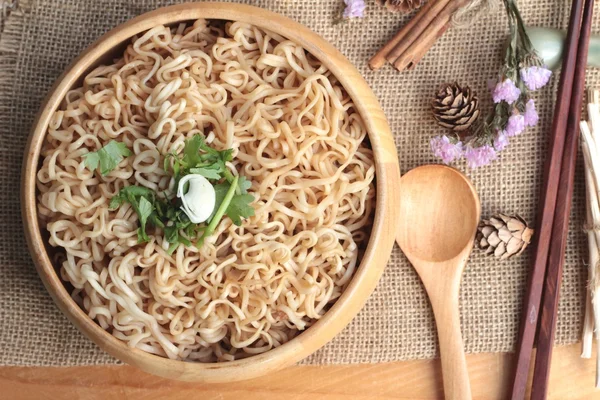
[35,19,374,362]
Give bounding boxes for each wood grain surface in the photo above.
[0,344,598,400]
[510,0,586,397]
[397,165,481,400]
[530,1,595,398]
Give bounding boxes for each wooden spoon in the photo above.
[396,165,480,400]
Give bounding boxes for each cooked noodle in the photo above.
[36,19,375,361]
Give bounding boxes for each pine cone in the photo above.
[377,0,425,13]
[432,82,480,132]
[477,214,534,260]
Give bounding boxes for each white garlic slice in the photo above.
[177,175,216,224]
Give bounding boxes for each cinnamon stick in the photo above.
[368,0,449,70]
[386,0,454,66]
[390,0,468,71]
[398,22,451,71]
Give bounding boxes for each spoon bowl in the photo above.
[397,165,480,262]
[397,165,480,400]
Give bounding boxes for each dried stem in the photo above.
[597,337,600,388]
[582,139,597,358]
[581,88,600,386]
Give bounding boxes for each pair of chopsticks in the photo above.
[510,0,595,399]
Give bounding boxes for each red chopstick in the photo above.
[509,0,588,398]
[530,0,595,398]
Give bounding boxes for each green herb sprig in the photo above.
[83,140,132,176]
[110,134,255,254]
[164,135,232,185]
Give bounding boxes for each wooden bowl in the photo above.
[21,2,400,383]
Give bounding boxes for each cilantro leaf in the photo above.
[164,220,193,254]
[214,148,233,163]
[108,195,124,211]
[163,224,179,244]
[226,194,255,226]
[149,213,165,229]
[164,134,238,188]
[83,141,131,176]
[109,135,255,249]
[133,195,153,243]
[165,135,233,184]
[189,167,222,180]
[211,178,254,223]
[203,177,254,241]
[211,182,230,219]
[237,176,251,194]
[109,186,158,243]
[109,186,154,210]
[111,186,195,253]
[200,176,239,244]
[183,135,204,167]
[83,152,100,170]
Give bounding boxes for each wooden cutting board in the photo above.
[0,344,596,399]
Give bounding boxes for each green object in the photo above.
[83,140,131,176]
[237,176,252,194]
[109,185,154,210]
[525,26,600,70]
[165,134,233,185]
[200,175,254,240]
[109,185,164,243]
[135,196,153,242]
[110,184,196,251]
[226,194,255,226]
[200,176,239,243]
[109,133,256,251]
[188,167,222,180]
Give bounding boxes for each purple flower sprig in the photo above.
[493,79,521,104]
[343,0,366,19]
[430,0,551,168]
[521,66,552,91]
[430,135,464,164]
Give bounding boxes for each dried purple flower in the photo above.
[494,131,510,151]
[505,112,525,137]
[343,0,366,18]
[431,0,548,168]
[524,99,539,127]
[520,66,552,91]
[464,145,497,168]
[430,135,464,164]
[492,79,521,104]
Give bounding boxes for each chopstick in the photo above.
[530,0,595,398]
[509,0,589,398]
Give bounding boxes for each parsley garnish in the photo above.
[200,176,240,243]
[109,185,164,242]
[110,134,255,254]
[165,135,233,186]
[83,140,131,176]
[212,179,254,226]
[188,167,221,180]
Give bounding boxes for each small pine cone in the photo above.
[377,0,425,13]
[432,82,480,132]
[477,214,534,260]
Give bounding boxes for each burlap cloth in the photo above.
[0,0,594,366]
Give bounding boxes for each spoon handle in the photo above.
[422,266,472,400]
